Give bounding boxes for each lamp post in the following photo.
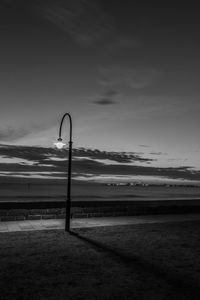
[54,113,72,232]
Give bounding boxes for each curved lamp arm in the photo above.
[58,113,72,143]
[54,113,72,149]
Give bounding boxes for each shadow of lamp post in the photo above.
[54,113,72,232]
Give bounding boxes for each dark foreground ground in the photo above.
[1,221,200,300]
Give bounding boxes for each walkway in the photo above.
[0,214,200,232]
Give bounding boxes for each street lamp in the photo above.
[54,113,72,232]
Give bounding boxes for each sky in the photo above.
[0,1,200,183]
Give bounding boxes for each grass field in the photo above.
[1,221,200,299]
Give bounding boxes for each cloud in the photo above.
[93,89,118,105]
[139,145,150,148]
[98,66,161,89]
[0,144,154,165]
[34,0,113,46]
[103,36,141,53]
[2,1,142,52]
[0,127,30,142]
[94,98,117,105]
[104,90,117,97]
[149,152,163,155]
[0,145,200,183]
[0,119,56,143]
[112,36,141,49]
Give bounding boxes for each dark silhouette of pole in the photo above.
[57,113,72,232]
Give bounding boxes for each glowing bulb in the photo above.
[54,139,66,149]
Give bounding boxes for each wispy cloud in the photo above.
[110,36,141,49]
[149,152,163,155]
[34,0,113,46]
[98,66,161,89]
[100,35,141,54]
[0,127,30,142]
[139,145,150,148]
[94,98,116,105]
[93,90,118,105]
[0,119,56,143]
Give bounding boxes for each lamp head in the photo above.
[54,137,66,149]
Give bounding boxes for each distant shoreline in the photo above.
[1,196,200,203]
